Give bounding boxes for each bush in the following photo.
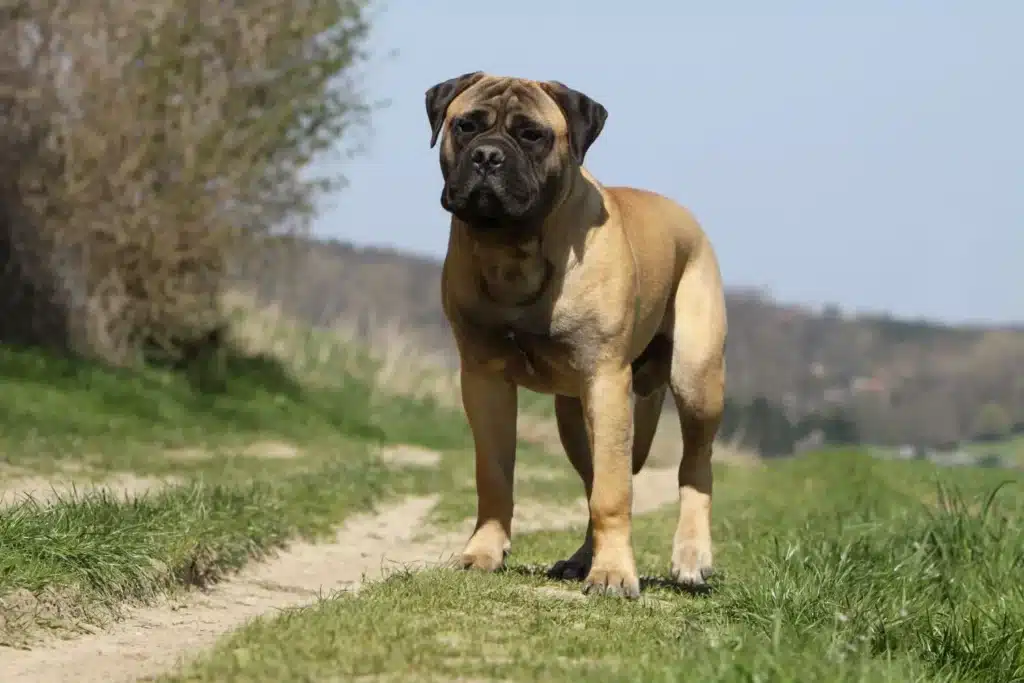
[0,0,378,364]
[720,395,797,458]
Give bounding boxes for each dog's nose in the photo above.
[471,145,505,172]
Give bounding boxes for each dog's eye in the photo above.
[453,118,477,135]
[517,127,545,143]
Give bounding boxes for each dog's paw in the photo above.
[460,550,505,572]
[670,538,713,588]
[459,532,508,573]
[582,555,640,599]
[547,541,593,581]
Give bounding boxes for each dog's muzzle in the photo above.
[444,139,535,223]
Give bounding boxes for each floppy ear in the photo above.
[540,80,608,164]
[425,71,486,148]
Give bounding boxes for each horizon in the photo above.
[311,236,1024,331]
[309,3,1023,326]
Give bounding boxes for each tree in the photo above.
[738,396,796,458]
[796,408,860,446]
[0,0,382,363]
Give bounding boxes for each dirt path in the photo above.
[0,473,179,508]
[0,464,680,683]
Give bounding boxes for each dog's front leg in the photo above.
[581,363,640,599]
[458,366,518,572]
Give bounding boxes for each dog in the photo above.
[426,72,727,599]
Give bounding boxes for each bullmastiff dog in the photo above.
[425,71,727,599]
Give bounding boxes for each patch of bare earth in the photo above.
[0,585,117,650]
[0,473,179,508]
[243,440,303,460]
[164,440,303,463]
[375,444,443,468]
[0,453,683,683]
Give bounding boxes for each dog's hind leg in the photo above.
[630,332,672,474]
[547,394,595,580]
[667,249,727,588]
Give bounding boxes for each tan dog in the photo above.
[426,72,727,599]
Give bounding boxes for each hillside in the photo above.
[235,235,1024,448]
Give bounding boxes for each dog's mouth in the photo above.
[444,178,533,223]
[466,186,503,216]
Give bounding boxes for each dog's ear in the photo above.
[425,71,486,148]
[541,80,608,164]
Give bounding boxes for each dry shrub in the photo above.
[0,0,377,363]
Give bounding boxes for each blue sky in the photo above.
[309,1,1023,325]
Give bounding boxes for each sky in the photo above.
[309,1,1023,325]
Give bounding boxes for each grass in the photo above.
[0,313,578,645]
[165,451,1024,683]
[0,341,468,478]
[0,455,390,643]
[5,294,1016,680]
[0,336,466,643]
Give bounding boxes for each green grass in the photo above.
[0,451,393,643]
[6,328,1022,680]
[0,343,469,478]
[165,452,1024,683]
[0,340,474,642]
[0,340,582,645]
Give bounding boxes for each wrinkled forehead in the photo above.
[448,77,566,133]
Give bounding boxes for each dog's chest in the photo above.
[470,296,583,344]
[462,299,595,393]
[502,326,581,394]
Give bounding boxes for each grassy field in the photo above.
[0,331,573,647]
[3,302,1023,681]
[164,453,1024,683]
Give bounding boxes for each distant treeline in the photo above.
[720,396,860,458]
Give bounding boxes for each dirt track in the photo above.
[0,473,181,508]
[0,462,680,683]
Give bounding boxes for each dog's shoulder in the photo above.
[603,184,683,214]
[583,184,711,274]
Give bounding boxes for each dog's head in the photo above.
[425,72,607,230]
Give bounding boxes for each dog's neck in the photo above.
[468,229,552,308]
[456,169,595,309]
